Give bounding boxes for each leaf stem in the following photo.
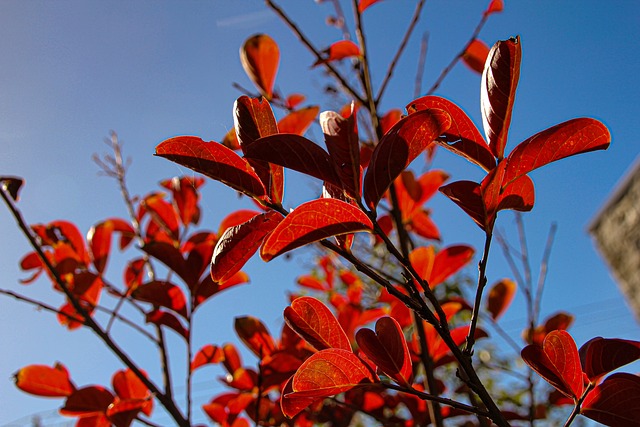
[464,231,492,356]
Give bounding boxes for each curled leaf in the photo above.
[14,363,75,397]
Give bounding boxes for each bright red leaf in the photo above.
[285,93,306,110]
[579,337,640,382]
[284,296,351,351]
[160,176,205,226]
[112,369,153,417]
[356,317,412,386]
[484,0,504,17]
[191,345,225,372]
[358,0,384,12]
[581,373,640,427]
[240,34,279,99]
[521,330,584,401]
[409,245,474,289]
[278,106,320,135]
[313,40,361,67]
[87,219,135,274]
[235,316,277,358]
[260,198,372,261]
[463,39,490,74]
[155,136,267,200]
[486,278,516,320]
[363,108,451,209]
[193,271,249,308]
[211,210,283,283]
[14,363,75,397]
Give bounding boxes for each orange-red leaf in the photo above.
[358,0,384,12]
[285,93,306,110]
[463,39,490,74]
[191,345,225,372]
[363,109,451,209]
[88,219,135,274]
[14,363,75,397]
[218,209,262,236]
[481,36,521,160]
[290,348,377,397]
[521,330,584,401]
[486,278,516,320]
[260,199,372,261]
[409,245,474,289]
[278,106,320,135]
[211,210,283,283]
[240,34,279,99]
[155,136,267,200]
[281,376,320,418]
[484,0,504,16]
[112,369,153,417]
[356,317,412,386]
[284,296,351,351]
[581,373,640,426]
[579,337,640,382]
[132,281,188,318]
[235,316,277,358]
[313,40,361,67]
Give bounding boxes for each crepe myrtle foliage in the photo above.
[2,1,637,427]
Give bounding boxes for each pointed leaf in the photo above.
[364,109,451,209]
[429,245,475,287]
[193,271,249,308]
[285,93,306,110]
[439,180,486,230]
[88,219,135,274]
[408,96,494,171]
[313,40,361,67]
[356,317,412,386]
[235,316,276,358]
[211,210,283,283]
[145,309,188,339]
[463,39,490,74]
[486,278,516,320]
[243,133,342,187]
[60,386,114,416]
[291,348,377,397]
[155,136,267,200]
[284,296,351,351]
[579,337,640,382]
[581,373,640,427]
[481,36,521,159]
[112,369,152,417]
[191,345,225,372]
[521,330,584,400]
[358,0,384,12]
[503,118,611,187]
[260,198,372,261]
[132,281,188,318]
[160,176,205,226]
[14,363,75,397]
[484,0,504,17]
[278,106,320,135]
[321,109,361,199]
[240,34,279,99]
[218,209,262,236]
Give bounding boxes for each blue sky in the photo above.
[1,1,639,425]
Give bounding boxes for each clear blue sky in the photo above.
[1,1,638,425]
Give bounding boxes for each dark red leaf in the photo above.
[364,109,451,209]
[521,330,584,400]
[155,136,267,200]
[211,210,282,283]
[481,36,521,160]
[132,281,188,318]
[141,241,192,286]
[106,399,147,427]
[284,296,351,351]
[321,108,361,199]
[193,271,249,308]
[356,317,412,386]
[581,373,640,426]
[14,363,75,397]
[503,118,611,187]
[260,198,372,261]
[60,386,114,416]
[240,34,279,99]
[235,316,277,358]
[191,345,225,372]
[439,180,486,230]
[278,106,320,135]
[579,337,640,382]
[463,39,490,74]
[0,176,25,201]
[146,309,189,339]
[486,278,516,320]
[407,96,494,171]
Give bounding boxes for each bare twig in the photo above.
[414,32,429,99]
[534,222,557,323]
[384,383,492,417]
[464,231,493,356]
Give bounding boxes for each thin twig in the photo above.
[534,222,557,323]
[414,32,429,99]
[384,383,492,417]
[464,231,493,356]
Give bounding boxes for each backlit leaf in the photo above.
[88,219,135,274]
[363,109,451,209]
[581,373,640,426]
[218,209,262,236]
[291,348,377,397]
[284,296,351,351]
[160,176,205,226]
[145,309,188,339]
[281,376,320,418]
[579,337,640,382]
[278,106,320,135]
[14,363,75,397]
[486,278,516,320]
[439,180,486,230]
[155,136,267,200]
[235,316,276,358]
[463,39,490,74]
[191,345,225,372]
[132,281,188,318]
[358,0,384,12]
[409,245,474,289]
[240,34,279,99]
[211,210,283,283]
[260,199,372,261]
[356,317,412,386]
[321,108,360,199]
[521,330,584,400]
[484,0,504,17]
[112,369,153,416]
[193,271,249,308]
[481,36,521,160]
[285,93,306,110]
[60,386,114,416]
[313,40,361,67]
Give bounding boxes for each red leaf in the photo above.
[481,36,521,160]
[14,363,75,397]
[112,369,153,416]
[132,281,188,318]
[211,210,283,283]
[524,311,574,345]
[281,376,320,418]
[484,0,504,17]
[160,176,205,226]
[407,96,495,171]
[240,34,279,99]
[439,180,486,230]
[356,317,412,386]
[243,133,342,188]
[321,108,361,199]
[581,373,640,426]
[222,127,241,151]
[503,118,611,187]
[193,271,249,308]
[285,93,306,110]
[486,278,516,320]
[106,399,148,427]
[138,193,180,241]
[218,209,262,235]
[363,109,451,209]
[141,241,190,285]
[463,39,490,74]
[155,136,267,200]
[290,348,377,397]
[358,0,384,12]
[521,330,584,400]
[278,106,320,135]
[88,219,135,274]
[313,40,361,67]
[579,337,640,382]
[260,198,372,261]
[60,386,114,416]
[191,345,225,372]
[284,296,351,351]
[235,316,277,358]
[409,210,441,241]
[57,302,86,330]
[380,109,402,135]
[409,245,474,289]
[145,309,189,339]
